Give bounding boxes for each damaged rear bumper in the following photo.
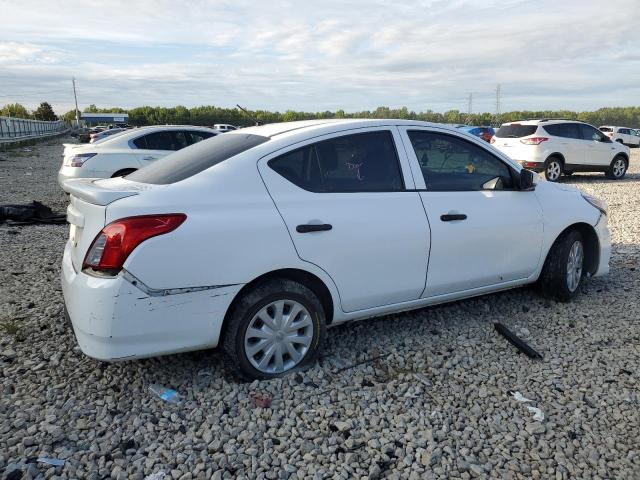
[61,242,243,361]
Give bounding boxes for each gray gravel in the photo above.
[1,138,639,479]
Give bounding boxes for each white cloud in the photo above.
[0,0,638,114]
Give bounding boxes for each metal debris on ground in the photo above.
[37,457,65,467]
[148,384,182,404]
[509,390,545,421]
[144,471,166,480]
[494,322,543,359]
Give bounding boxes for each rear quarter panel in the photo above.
[105,157,341,307]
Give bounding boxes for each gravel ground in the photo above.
[1,138,639,479]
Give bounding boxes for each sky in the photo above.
[1,0,639,116]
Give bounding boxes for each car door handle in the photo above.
[143,156,157,161]
[440,214,467,222]
[296,224,332,233]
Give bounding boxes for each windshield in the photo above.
[598,127,613,132]
[126,133,269,184]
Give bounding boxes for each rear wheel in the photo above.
[605,155,627,180]
[544,157,563,182]
[539,230,584,302]
[111,168,136,178]
[222,279,326,380]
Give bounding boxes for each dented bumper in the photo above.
[61,241,242,361]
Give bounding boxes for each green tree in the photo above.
[33,102,57,121]
[1,103,31,118]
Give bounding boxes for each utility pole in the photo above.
[72,77,80,127]
[467,92,473,116]
[495,84,502,125]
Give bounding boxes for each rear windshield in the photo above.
[126,133,269,184]
[495,124,538,138]
[599,127,612,132]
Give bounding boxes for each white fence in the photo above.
[0,116,70,143]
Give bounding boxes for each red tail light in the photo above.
[520,137,549,145]
[83,214,187,272]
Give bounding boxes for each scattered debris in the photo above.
[251,392,272,408]
[583,394,597,409]
[509,391,545,421]
[333,353,388,373]
[414,372,432,387]
[148,384,182,404]
[494,322,543,359]
[37,457,65,467]
[0,201,66,225]
[144,471,166,480]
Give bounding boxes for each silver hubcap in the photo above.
[547,161,561,181]
[566,240,583,292]
[244,299,314,374]
[612,158,626,177]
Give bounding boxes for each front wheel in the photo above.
[539,230,584,302]
[222,279,326,380]
[605,155,627,180]
[544,157,563,182]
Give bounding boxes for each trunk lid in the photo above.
[65,178,149,271]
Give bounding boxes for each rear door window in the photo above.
[495,124,538,138]
[544,123,581,139]
[188,131,216,144]
[135,131,175,150]
[269,131,404,192]
[172,131,191,150]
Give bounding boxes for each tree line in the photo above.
[3,101,640,128]
[1,102,59,121]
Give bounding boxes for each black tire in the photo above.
[544,156,563,182]
[605,155,627,180]
[111,168,137,178]
[539,229,584,302]
[221,279,326,381]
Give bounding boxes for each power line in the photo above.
[0,89,70,99]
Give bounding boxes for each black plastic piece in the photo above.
[494,322,543,359]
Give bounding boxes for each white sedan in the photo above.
[58,125,217,188]
[61,119,611,379]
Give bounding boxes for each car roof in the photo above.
[500,119,589,126]
[237,118,460,139]
[87,125,217,149]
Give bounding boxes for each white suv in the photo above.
[492,119,629,181]
[599,126,640,147]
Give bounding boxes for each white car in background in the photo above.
[213,124,238,133]
[62,119,610,380]
[599,126,640,147]
[90,127,126,143]
[492,119,629,181]
[58,126,217,188]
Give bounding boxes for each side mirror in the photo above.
[519,169,535,191]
